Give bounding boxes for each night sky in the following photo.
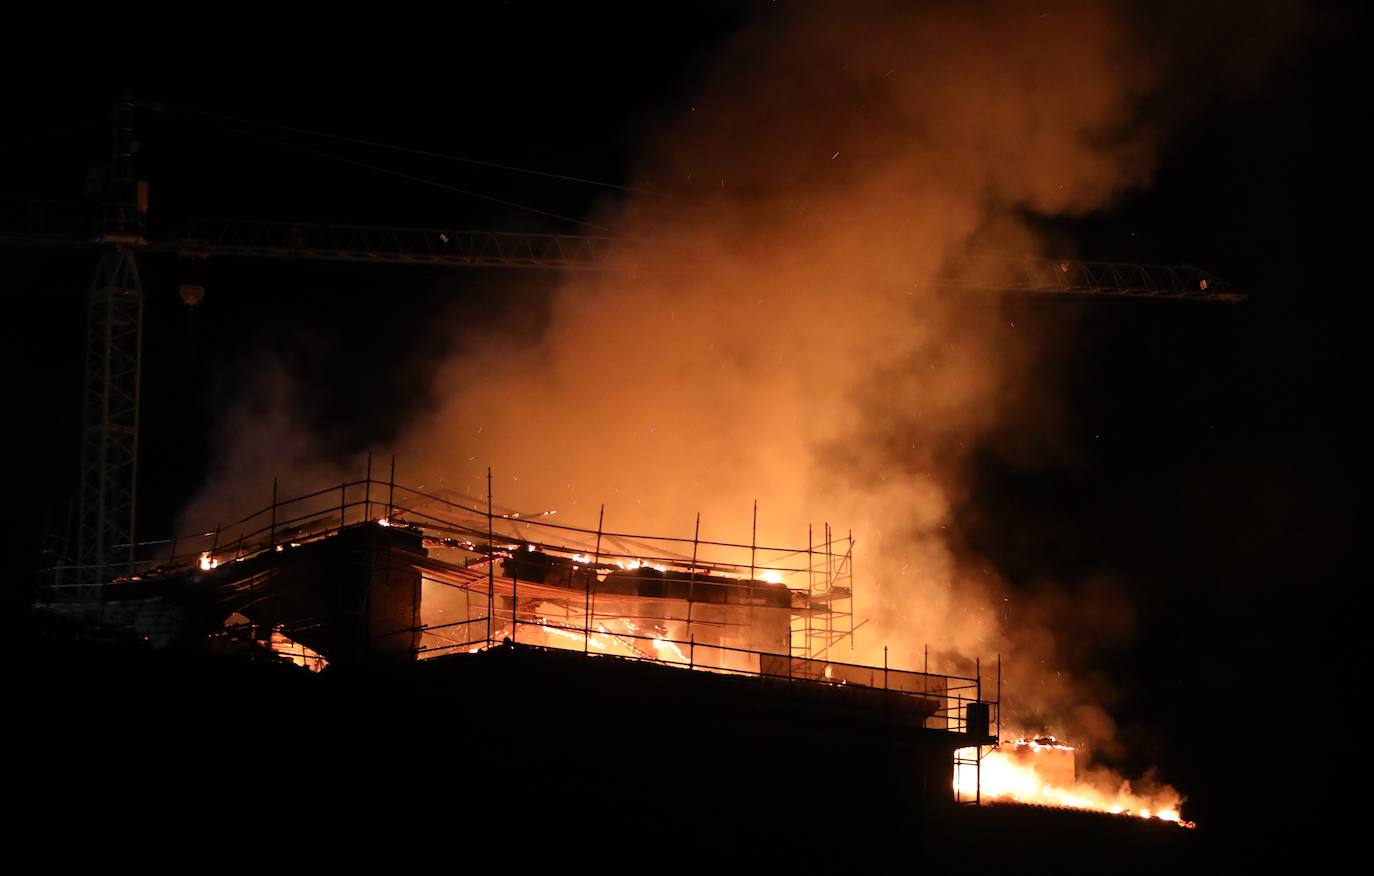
[3,2,1360,843]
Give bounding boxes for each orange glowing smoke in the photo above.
[957,737,1194,828]
[173,3,1290,828]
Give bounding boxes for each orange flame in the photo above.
[956,738,1194,828]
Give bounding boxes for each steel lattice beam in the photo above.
[150,219,623,270]
[938,253,1240,302]
[77,247,143,586]
[73,97,148,588]
[0,221,1242,301]
[147,219,1241,301]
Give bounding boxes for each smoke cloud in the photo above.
[185,0,1299,774]
[396,0,1161,721]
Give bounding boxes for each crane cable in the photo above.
[193,118,612,231]
[169,104,652,195]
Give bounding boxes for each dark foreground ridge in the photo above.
[11,615,1198,868]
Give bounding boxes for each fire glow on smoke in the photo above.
[957,737,1194,828]
[174,5,1278,837]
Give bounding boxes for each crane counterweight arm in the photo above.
[152,219,1243,301]
[0,220,1242,302]
[938,253,1241,302]
[149,219,621,270]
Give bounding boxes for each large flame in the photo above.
[957,737,1194,828]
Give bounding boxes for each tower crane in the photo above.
[0,98,1243,588]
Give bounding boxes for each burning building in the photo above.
[493,547,793,670]
[34,470,1203,833]
[35,471,1005,818]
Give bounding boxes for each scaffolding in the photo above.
[41,463,859,661]
[790,522,856,662]
[36,463,1000,790]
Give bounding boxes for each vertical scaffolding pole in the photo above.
[586,504,604,653]
[848,529,854,651]
[749,500,757,582]
[364,452,373,521]
[976,656,983,805]
[825,523,833,653]
[687,513,699,648]
[996,652,1002,745]
[388,455,396,519]
[806,524,814,658]
[487,467,494,646]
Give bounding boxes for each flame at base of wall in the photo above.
[956,738,1195,828]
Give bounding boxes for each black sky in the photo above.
[3,1,1361,837]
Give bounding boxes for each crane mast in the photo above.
[77,98,150,588]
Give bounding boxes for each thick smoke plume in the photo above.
[397,0,1161,730]
[185,1,1297,779]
